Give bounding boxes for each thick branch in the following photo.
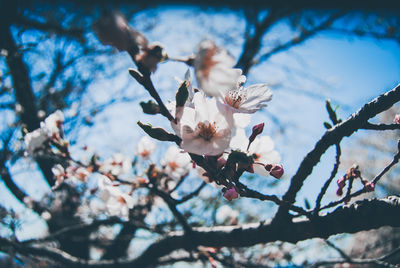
[2,196,400,267]
[15,16,85,42]
[275,84,400,221]
[0,9,55,186]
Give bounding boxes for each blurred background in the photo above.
[0,0,399,266]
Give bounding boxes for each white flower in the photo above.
[24,128,48,156]
[135,136,156,159]
[194,40,242,98]
[40,110,64,137]
[99,153,131,176]
[229,128,248,151]
[249,136,281,177]
[172,92,234,156]
[230,129,281,177]
[222,75,273,114]
[98,176,134,220]
[68,166,91,183]
[233,113,251,128]
[160,146,192,180]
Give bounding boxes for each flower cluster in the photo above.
[139,40,284,201]
[24,110,65,156]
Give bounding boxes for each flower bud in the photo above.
[267,164,284,179]
[137,121,181,143]
[337,176,346,188]
[140,100,160,115]
[248,123,264,145]
[336,187,343,196]
[223,186,239,201]
[364,182,375,192]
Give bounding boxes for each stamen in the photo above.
[197,121,217,141]
[225,90,247,109]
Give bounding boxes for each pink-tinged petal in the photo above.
[223,186,239,201]
[233,113,252,128]
[394,114,400,124]
[238,84,273,113]
[229,128,248,151]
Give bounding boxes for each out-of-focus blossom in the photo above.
[24,128,48,156]
[24,110,65,156]
[215,205,239,224]
[99,153,132,176]
[394,114,400,124]
[135,42,166,73]
[52,164,66,184]
[223,186,239,201]
[98,176,134,220]
[93,11,147,54]
[52,164,91,185]
[194,40,242,98]
[40,110,64,137]
[135,136,156,159]
[172,92,234,156]
[160,146,192,180]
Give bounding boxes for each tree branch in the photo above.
[255,12,344,66]
[2,196,400,267]
[274,83,400,222]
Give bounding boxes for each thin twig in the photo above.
[314,144,341,215]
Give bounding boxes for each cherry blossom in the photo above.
[51,164,91,185]
[98,176,134,220]
[222,76,273,114]
[40,110,64,137]
[99,153,132,177]
[249,136,281,177]
[230,128,281,177]
[24,110,65,156]
[135,136,156,159]
[172,92,234,156]
[194,40,242,98]
[24,128,48,156]
[160,146,192,180]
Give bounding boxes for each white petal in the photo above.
[239,84,273,113]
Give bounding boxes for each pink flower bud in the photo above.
[364,182,375,192]
[337,176,346,188]
[269,164,284,179]
[394,114,400,124]
[223,186,239,201]
[336,187,343,196]
[248,123,265,145]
